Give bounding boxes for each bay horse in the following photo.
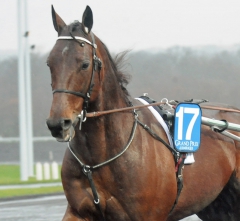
[46,5,240,221]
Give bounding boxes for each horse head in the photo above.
[46,6,103,141]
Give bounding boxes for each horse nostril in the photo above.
[46,118,60,131]
[46,118,72,131]
[61,119,72,131]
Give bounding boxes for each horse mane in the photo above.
[101,42,131,97]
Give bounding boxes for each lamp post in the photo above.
[18,0,28,181]
[24,0,34,178]
[17,0,34,180]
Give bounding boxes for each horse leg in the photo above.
[62,204,88,221]
[197,150,240,221]
[62,204,79,221]
[196,173,240,221]
[231,150,240,219]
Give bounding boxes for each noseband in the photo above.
[52,32,102,127]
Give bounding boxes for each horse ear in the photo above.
[82,6,93,34]
[51,5,66,34]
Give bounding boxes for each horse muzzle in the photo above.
[46,118,76,142]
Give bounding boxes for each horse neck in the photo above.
[96,43,130,111]
[73,50,134,165]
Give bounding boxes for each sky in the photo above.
[1,0,240,56]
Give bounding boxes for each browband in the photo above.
[57,36,97,48]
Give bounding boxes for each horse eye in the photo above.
[82,62,89,70]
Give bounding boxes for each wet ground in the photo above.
[0,194,201,221]
[0,195,66,221]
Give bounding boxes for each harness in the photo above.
[54,32,192,219]
[68,110,139,221]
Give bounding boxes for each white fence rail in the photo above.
[0,136,55,143]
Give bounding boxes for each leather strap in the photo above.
[82,166,106,221]
[52,89,86,98]
[58,36,97,48]
[86,103,240,118]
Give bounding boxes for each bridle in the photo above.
[52,31,102,129]
[52,31,109,220]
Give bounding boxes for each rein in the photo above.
[85,102,240,118]
[198,105,240,113]
[86,101,167,117]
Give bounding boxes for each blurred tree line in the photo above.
[0,47,240,137]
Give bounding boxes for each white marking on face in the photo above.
[62,46,69,56]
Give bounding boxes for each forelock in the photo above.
[68,21,87,37]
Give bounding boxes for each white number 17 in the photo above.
[175,107,199,140]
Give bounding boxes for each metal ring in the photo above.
[94,199,100,204]
[78,110,87,122]
[161,98,173,108]
[83,165,91,174]
[133,109,138,118]
[161,98,169,104]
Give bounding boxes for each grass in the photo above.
[0,186,63,199]
[0,165,20,184]
[0,164,64,199]
[0,164,62,185]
